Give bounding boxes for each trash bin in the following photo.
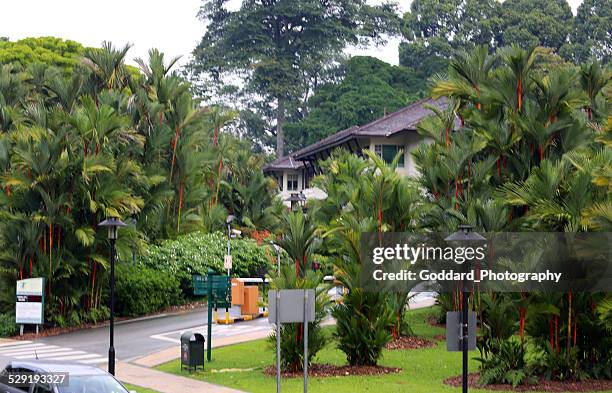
[180,331,205,372]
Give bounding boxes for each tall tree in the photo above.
[190,0,401,158]
[399,0,501,76]
[561,0,612,64]
[499,0,573,51]
[285,56,427,151]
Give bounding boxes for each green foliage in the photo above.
[0,312,17,337]
[115,264,182,317]
[420,45,611,383]
[285,56,427,150]
[268,266,328,372]
[500,0,573,50]
[140,232,273,296]
[191,0,401,156]
[0,41,278,329]
[276,211,318,277]
[399,0,608,82]
[0,37,86,71]
[48,306,110,329]
[562,0,612,63]
[476,338,534,388]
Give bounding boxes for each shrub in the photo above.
[0,313,17,337]
[333,289,394,366]
[115,264,182,317]
[268,267,328,372]
[476,338,535,388]
[140,231,273,297]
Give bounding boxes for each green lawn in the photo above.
[122,383,160,393]
[156,307,612,393]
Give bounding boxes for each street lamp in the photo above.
[445,224,485,393]
[270,241,282,277]
[98,217,127,376]
[286,192,306,212]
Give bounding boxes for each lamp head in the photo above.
[269,240,281,253]
[99,217,128,240]
[444,224,486,242]
[226,215,236,225]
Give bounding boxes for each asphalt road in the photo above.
[0,307,271,369]
[0,291,436,370]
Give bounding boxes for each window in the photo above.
[374,144,404,167]
[287,174,299,191]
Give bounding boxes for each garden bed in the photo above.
[263,364,401,378]
[444,373,612,392]
[385,335,436,350]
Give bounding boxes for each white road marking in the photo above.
[44,353,100,361]
[79,357,109,364]
[0,342,108,365]
[15,349,78,359]
[150,322,272,344]
[0,343,47,355]
[0,346,63,356]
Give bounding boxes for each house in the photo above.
[263,97,449,203]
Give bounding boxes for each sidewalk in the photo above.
[117,362,244,393]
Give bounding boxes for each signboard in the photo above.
[16,278,45,325]
[446,311,477,351]
[224,255,233,270]
[192,275,231,308]
[268,289,315,324]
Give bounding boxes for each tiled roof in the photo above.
[293,97,448,160]
[262,154,304,172]
[264,97,449,170]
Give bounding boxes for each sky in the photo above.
[1,0,584,68]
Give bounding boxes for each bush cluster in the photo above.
[0,313,17,337]
[115,264,182,317]
[140,231,274,296]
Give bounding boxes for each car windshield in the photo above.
[57,375,129,393]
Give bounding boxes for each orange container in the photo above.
[231,278,244,305]
[241,285,259,316]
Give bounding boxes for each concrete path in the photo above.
[117,362,244,393]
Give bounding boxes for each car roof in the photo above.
[8,360,109,377]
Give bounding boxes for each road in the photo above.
[0,291,436,370]
[0,307,271,369]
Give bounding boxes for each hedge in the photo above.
[115,264,182,317]
[0,313,17,337]
[139,231,274,297]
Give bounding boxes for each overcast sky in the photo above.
[1,0,584,68]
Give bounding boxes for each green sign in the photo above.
[193,274,231,309]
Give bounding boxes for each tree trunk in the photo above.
[276,97,285,158]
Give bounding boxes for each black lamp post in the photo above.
[98,217,127,376]
[445,224,486,393]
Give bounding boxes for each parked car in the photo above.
[0,361,135,393]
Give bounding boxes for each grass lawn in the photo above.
[122,383,160,393]
[156,307,612,393]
